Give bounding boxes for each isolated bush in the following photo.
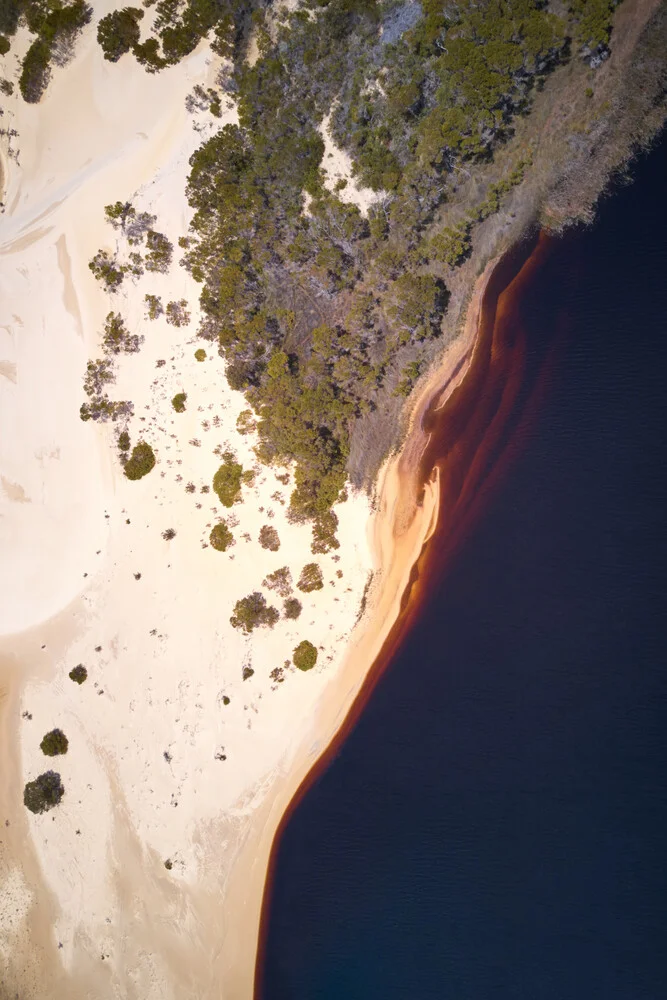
[145,293,163,320]
[102,312,142,354]
[23,771,64,814]
[210,521,234,551]
[124,441,156,480]
[259,525,280,551]
[172,392,187,413]
[283,597,302,620]
[293,640,317,671]
[166,299,190,327]
[264,566,292,596]
[118,429,130,452]
[297,563,324,593]
[89,250,124,291]
[230,592,279,634]
[144,230,173,273]
[40,728,68,756]
[69,664,87,684]
[213,452,243,507]
[194,348,206,361]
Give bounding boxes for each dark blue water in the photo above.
[258,133,667,1000]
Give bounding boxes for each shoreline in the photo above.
[219,252,508,999]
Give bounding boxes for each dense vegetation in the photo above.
[172,391,187,412]
[91,0,625,522]
[7,0,93,103]
[23,770,64,813]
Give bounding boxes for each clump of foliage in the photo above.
[18,0,92,103]
[236,409,256,435]
[23,770,64,814]
[194,348,206,362]
[230,592,279,633]
[293,640,317,672]
[97,6,144,62]
[89,250,124,292]
[80,358,133,423]
[242,665,254,681]
[311,510,340,554]
[264,566,292,597]
[395,361,422,398]
[162,527,176,540]
[40,728,68,756]
[210,521,234,551]
[124,441,156,480]
[297,563,324,593]
[212,451,243,507]
[172,392,187,412]
[145,293,163,320]
[258,525,280,551]
[166,299,190,327]
[102,312,142,355]
[283,597,302,620]
[144,230,173,273]
[68,664,87,684]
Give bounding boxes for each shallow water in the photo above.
[257,132,667,1000]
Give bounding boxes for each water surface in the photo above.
[258,133,667,1000]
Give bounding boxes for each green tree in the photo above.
[213,452,243,506]
[97,7,144,62]
[297,562,324,593]
[210,521,234,551]
[172,392,187,412]
[40,729,69,756]
[293,639,317,671]
[230,592,279,633]
[23,771,64,814]
[124,441,156,480]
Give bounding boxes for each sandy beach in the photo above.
[0,11,495,998]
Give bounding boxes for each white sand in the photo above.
[318,109,386,216]
[0,12,374,997]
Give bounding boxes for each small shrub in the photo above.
[144,230,173,273]
[89,250,124,291]
[264,566,292,596]
[194,348,206,361]
[293,640,317,671]
[166,299,190,327]
[164,859,173,870]
[124,441,156,480]
[259,525,280,551]
[102,312,142,354]
[40,728,68,756]
[172,392,187,413]
[236,409,256,435]
[230,592,279,634]
[23,771,64,814]
[213,452,243,507]
[162,527,176,540]
[242,665,254,681]
[297,563,324,593]
[69,664,87,684]
[145,293,163,320]
[283,597,302,620]
[222,695,230,706]
[311,510,340,554]
[118,430,130,452]
[210,521,234,551]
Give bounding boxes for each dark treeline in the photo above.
[92,0,622,544]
